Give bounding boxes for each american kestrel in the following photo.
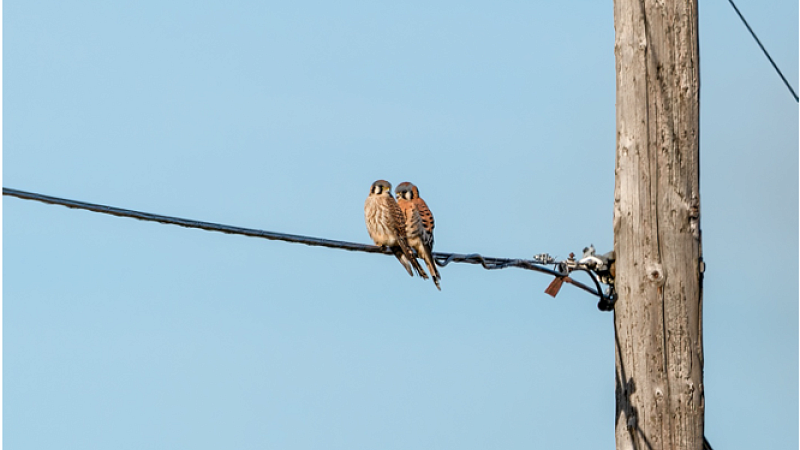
[365,180,428,279]
[395,182,441,290]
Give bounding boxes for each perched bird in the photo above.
[395,182,441,290]
[365,180,428,279]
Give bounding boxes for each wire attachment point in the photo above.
[545,245,617,311]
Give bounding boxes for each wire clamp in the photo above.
[545,244,617,311]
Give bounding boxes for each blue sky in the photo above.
[4,1,797,449]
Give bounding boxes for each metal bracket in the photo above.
[545,245,617,311]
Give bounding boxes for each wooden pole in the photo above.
[613,0,704,449]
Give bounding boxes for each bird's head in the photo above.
[395,182,416,200]
[370,180,392,196]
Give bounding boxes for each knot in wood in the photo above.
[654,387,664,399]
[646,263,666,286]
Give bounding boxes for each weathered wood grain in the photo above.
[613,1,704,449]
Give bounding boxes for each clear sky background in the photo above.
[4,1,797,449]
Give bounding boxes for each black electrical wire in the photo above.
[4,187,611,302]
[727,0,799,102]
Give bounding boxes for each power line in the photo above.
[3,187,612,305]
[727,0,799,102]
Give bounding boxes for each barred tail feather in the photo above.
[391,247,415,277]
[401,239,428,279]
[420,245,441,290]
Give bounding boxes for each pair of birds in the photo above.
[364,180,441,290]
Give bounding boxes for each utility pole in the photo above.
[613,0,703,449]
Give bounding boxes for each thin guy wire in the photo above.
[727,0,799,102]
[4,187,608,301]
